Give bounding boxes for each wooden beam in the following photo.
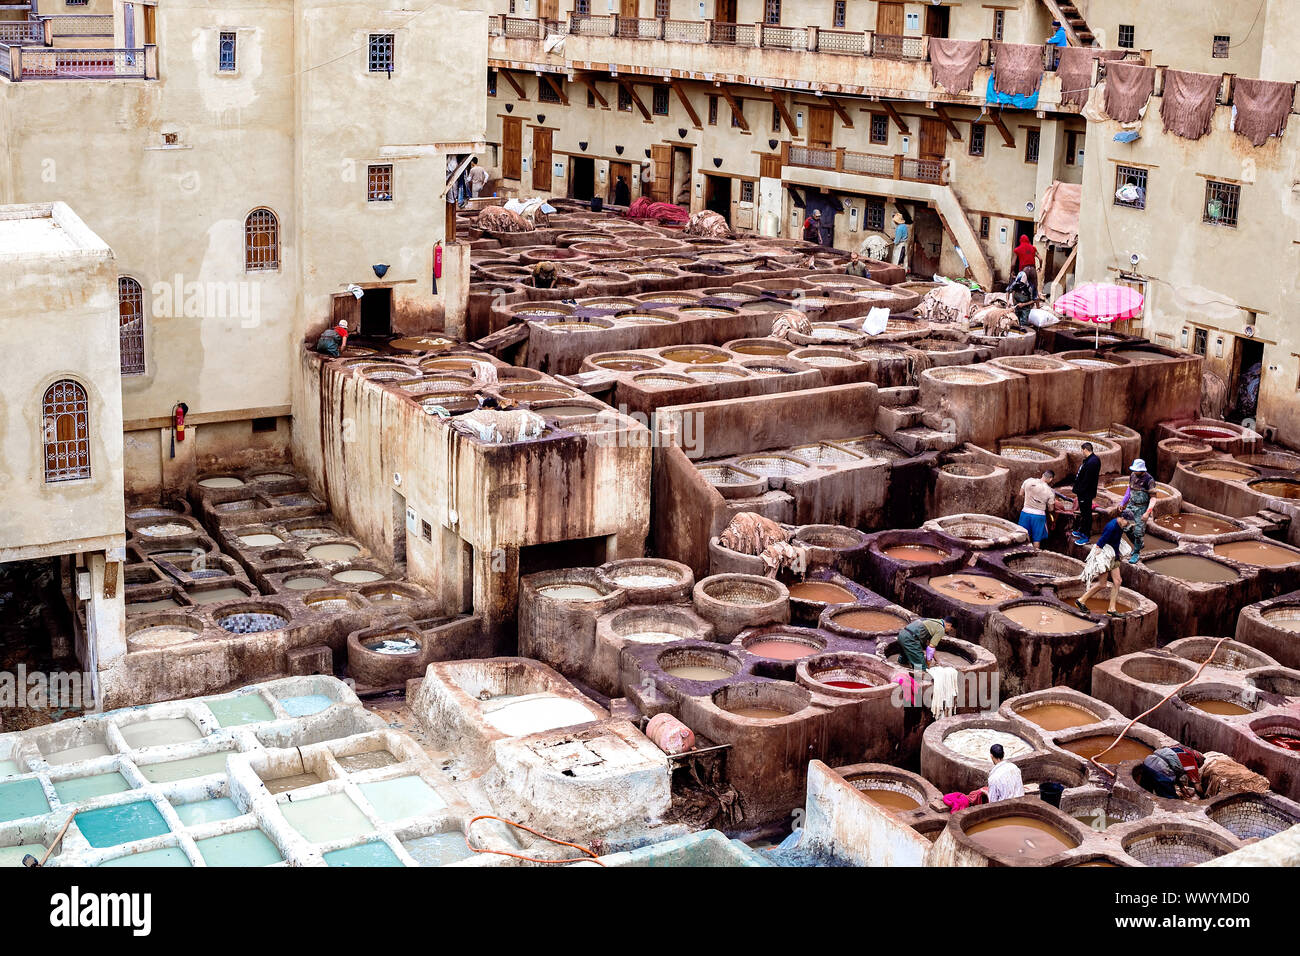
[617,79,653,122]
[880,99,909,134]
[767,89,798,139]
[990,110,1016,147]
[932,103,963,142]
[500,69,528,100]
[719,86,751,133]
[672,80,703,129]
[825,96,854,130]
[540,72,569,106]
[577,74,609,109]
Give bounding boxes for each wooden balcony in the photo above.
[782,142,947,186]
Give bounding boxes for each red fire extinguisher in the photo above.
[170,402,189,459]
[433,241,444,280]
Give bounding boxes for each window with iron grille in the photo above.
[539,77,562,103]
[43,380,90,482]
[730,98,744,128]
[618,86,633,111]
[1203,179,1240,227]
[1025,128,1040,164]
[655,0,670,17]
[575,0,590,14]
[740,180,755,204]
[969,123,986,156]
[487,70,497,96]
[367,164,393,202]
[65,0,88,6]
[218,32,236,72]
[865,200,885,233]
[993,10,1004,43]
[833,1,846,28]
[245,208,279,272]
[1118,24,1134,48]
[764,0,780,26]
[368,34,394,73]
[118,277,145,375]
[652,86,670,115]
[509,0,515,12]
[1212,35,1230,58]
[707,95,718,125]
[1193,328,1208,356]
[979,216,990,239]
[1114,165,1147,208]
[870,113,889,145]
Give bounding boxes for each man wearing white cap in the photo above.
[314,318,350,357]
[1118,459,1157,564]
[802,208,825,245]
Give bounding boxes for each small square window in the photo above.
[764,0,781,26]
[1117,25,1134,49]
[1212,35,1230,58]
[368,34,394,73]
[617,86,633,112]
[730,99,744,128]
[652,86,670,116]
[218,32,236,72]
[655,0,670,17]
[979,216,990,239]
[969,123,986,156]
[870,113,889,145]
[1203,180,1240,227]
[865,201,885,233]
[368,164,393,202]
[1115,165,1147,208]
[421,520,432,542]
[833,1,846,28]
[1025,128,1040,164]
[1193,328,1208,356]
[708,95,719,126]
[740,180,755,203]
[772,104,781,132]
[539,77,562,103]
[251,417,278,433]
[992,10,1004,43]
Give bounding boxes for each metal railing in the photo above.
[43,14,113,37]
[10,47,147,79]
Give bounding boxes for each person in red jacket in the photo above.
[802,209,825,245]
[1012,234,1041,296]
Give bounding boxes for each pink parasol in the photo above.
[1055,282,1144,347]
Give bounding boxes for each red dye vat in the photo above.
[824,680,872,689]
[1261,732,1300,752]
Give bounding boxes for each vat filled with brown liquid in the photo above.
[660,347,728,365]
[859,788,921,813]
[1016,702,1101,731]
[745,640,820,661]
[965,815,1077,860]
[1188,699,1252,716]
[1003,605,1094,633]
[1074,593,1136,613]
[930,573,1023,605]
[1214,540,1300,568]
[1061,735,1154,764]
[788,581,856,604]
[664,664,732,681]
[1152,513,1237,536]
[831,609,909,632]
[1249,479,1300,499]
[1143,555,1239,583]
[882,544,952,563]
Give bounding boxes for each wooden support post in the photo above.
[880,99,909,134]
[989,109,1016,147]
[719,86,751,133]
[932,102,963,142]
[826,95,854,129]
[672,80,703,129]
[501,69,528,100]
[578,74,610,108]
[540,72,569,106]
[767,88,798,138]
[617,78,653,122]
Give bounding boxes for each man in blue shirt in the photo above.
[1046,21,1068,46]
[891,212,911,269]
[1075,514,1134,616]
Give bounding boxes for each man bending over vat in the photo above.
[987,744,1025,801]
[893,617,954,671]
[1138,745,1204,799]
[1076,514,1135,617]
[1018,469,1059,548]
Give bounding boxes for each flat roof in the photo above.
[0,202,113,259]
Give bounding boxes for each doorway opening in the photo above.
[392,490,408,565]
[924,4,950,37]
[518,535,608,576]
[360,287,392,337]
[671,146,692,205]
[910,205,942,278]
[1228,337,1264,424]
[704,174,732,221]
[609,160,633,206]
[569,156,595,202]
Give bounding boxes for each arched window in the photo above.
[245,207,279,272]
[43,380,91,482]
[118,276,145,375]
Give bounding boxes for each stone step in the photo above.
[876,404,925,436]
[893,425,957,455]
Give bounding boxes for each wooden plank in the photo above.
[932,103,963,142]
[990,109,1016,147]
[672,80,703,129]
[617,79,653,122]
[500,69,528,100]
[719,86,750,133]
[880,99,909,134]
[578,74,610,109]
[826,96,854,129]
[767,89,798,139]
[540,72,569,106]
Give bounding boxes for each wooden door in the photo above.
[876,2,903,36]
[924,4,949,38]
[716,0,736,23]
[808,106,834,149]
[609,161,632,204]
[142,4,156,43]
[502,117,522,181]
[759,152,781,179]
[540,0,558,20]
[532,127,552,190]
[650,144,671,203]
[919,117,947,161]
[620,0,637,17]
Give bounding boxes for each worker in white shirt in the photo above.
[987,744,1024,801]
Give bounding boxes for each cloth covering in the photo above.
[1036,181,1082,247]
[626,197,690,223]
[1200,752,1271,796]
[917,283,972,323]
[1160,69,1223,140]
[929,38,983,94]
[1057,48,1126,107]
[929,665,959,719]
[992,43,1045,97]
[684,209,731,239]
[476,206,534,233]
[1104,62,1156,123]
[1232,78,1296,146]
[770,308,813,340]
[452,409,546,443]
[718,512,789,556]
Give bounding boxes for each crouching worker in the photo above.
[1138,745,1204,799]
[314,319,349,357]
[894,617,955,671]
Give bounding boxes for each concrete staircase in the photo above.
[1042,0,1096,46]
[875,386,958,454]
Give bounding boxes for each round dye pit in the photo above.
[1120,656,1197,685]
[135,522,196,538]
[1122,828,1231,866]
[1186,698,1253,716]
[657,648,740,683]
[283,575,329,590]
[1143,555,1239,583]
[498,384,577,403]
[632,373,693,388]
[1214,539,1300,567]
[744,637,823,661]
[699,464,761,487]
[1060,734,1154,764]
[1207,797,1299,841]
[1104,482,1173,500]
[965,815,1077,861]
[1260,605,1300,632]
[128,624,203,649]
[306,542,360,562]
[943,728,1033,762]
[787,581,856,604]
[1249,479,1300,499]
[828,607,909,633]
[1003,604,1095,634]
[238,532,283,547]
[712,683,809,720]
[734,455,810,477]
[729,341,794,356]
[698,576,784,606]
[660,347,728,365]
[930,573,1023,606]
[591,354,664,372]
[882,543,952,563]
[1192,464,1258,482]
[198,476,244,489]
[1016,702,1102,731]
[537,583,607,601]
[218,612,288,634]
[1151,513,1237,536]
[332,568,386,584]
[802,654,886,692]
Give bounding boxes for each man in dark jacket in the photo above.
[1071,441,1101,544]
[802,209,824,244]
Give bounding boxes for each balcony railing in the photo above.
[2,45,155,80]
[0,19,40,44]
[782,142,947,185]
[872,33,926,60]
[662,19,707,43]
[43,14,114,38]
